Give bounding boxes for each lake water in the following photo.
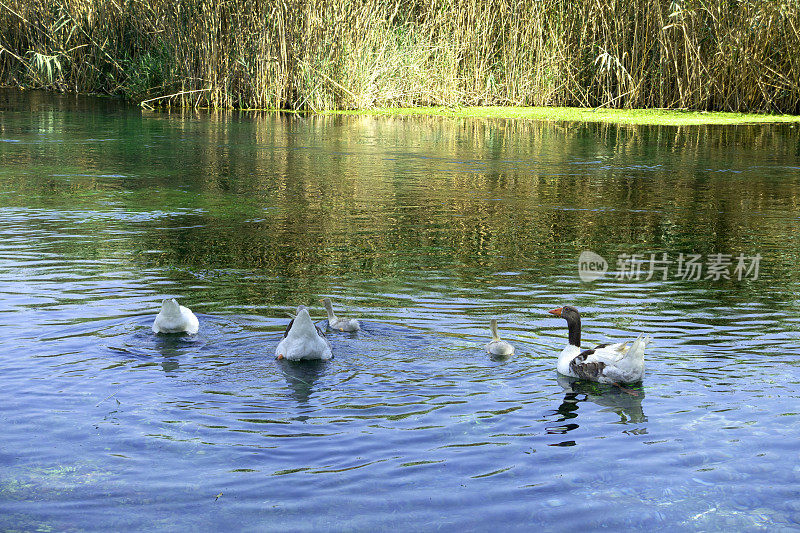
[1,90,799,531]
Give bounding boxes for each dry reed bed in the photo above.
[0,0,798,112]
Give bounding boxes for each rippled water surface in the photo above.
[2,90,800,531]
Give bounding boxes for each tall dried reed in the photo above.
[1,0,798,112]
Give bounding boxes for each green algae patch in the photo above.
[331,106,800,126]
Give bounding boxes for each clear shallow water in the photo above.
[1,90,800,531]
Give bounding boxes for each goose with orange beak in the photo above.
[548,306,650,384]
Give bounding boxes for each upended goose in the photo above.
[548,306,651,384]
[152,298,199,334]
[486,319,515,358]
[276,305,332,361]
[320,297,360,332]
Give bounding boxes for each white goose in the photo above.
[276,305,332,361]
[320,298,360,332]
[486,319,515,358]
[152,298,199,334]
[548,306,651,384]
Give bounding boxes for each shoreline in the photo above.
[5,88,800,126]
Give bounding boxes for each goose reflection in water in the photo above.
[545,375,647,446]
[151,332,205,375]
[276,358,329,404]
[110,328,198,375]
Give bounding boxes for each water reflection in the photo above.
[2,89,800,303]
[489,351,514,362]
[104,322,205,375]
[152,334,197,374]
[546,375,647,446]
[276,358,329,404]
[557,375,647,424]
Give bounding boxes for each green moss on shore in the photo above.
[332,106,800,126]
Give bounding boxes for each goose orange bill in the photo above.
[548,307,563,316]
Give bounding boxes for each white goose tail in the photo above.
[626,333,652,363]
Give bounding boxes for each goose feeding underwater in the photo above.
[276,305,333,361]
[486,319,515,358]
[152,298,200,334]
[548,306,651,384]
[320,297,360,332]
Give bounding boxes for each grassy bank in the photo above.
[2,0,800,113]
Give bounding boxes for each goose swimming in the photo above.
[320,297,360,332]
[486,319,515,358]
[152,298,199,334]
[276,305,332,360]
[548,306,650,384]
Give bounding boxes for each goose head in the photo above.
[490,318,501,341]
[548,305,581,321]
[548,305,582,347]
[319,298,335,318]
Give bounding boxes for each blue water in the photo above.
[1,90,800,531]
